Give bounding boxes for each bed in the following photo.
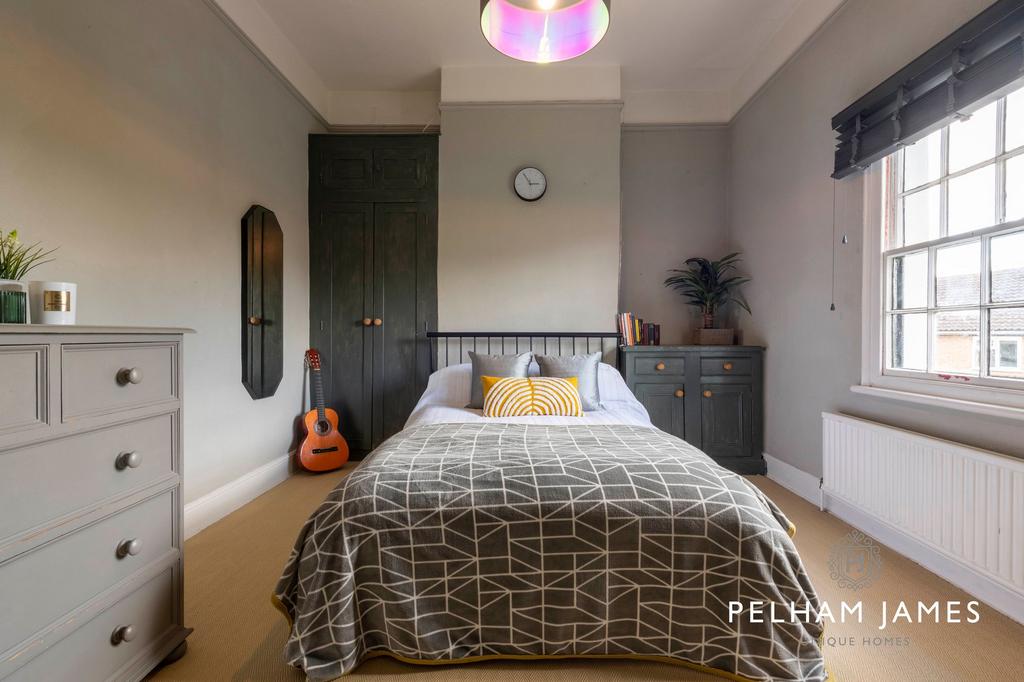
[274,334,826,682]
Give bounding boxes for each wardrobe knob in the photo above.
[362,318,372,327]
[674,389,685,398]
[655,362,666,371]
[116,538,142,558]
[111,624,135,645]
[723,362,734,371]
[116,451,142,470]
[373,318,383,326]
[703,390,713,398]
[117,367,143,385]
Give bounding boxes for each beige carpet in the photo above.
[149,469,1024,681]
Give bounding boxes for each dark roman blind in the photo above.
[832,0,1024,179]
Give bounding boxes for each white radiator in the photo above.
[821,412,1024,601]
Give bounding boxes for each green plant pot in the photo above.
[0,290,28,323]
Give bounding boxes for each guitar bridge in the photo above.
[312,446,339,454]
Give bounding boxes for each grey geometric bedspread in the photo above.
[274,423,825,681]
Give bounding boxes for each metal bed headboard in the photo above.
[426,331,622,372]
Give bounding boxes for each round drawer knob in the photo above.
[703,390,713,398]
[362,318,372,327]
[116,451,142,470]
[373,318,383,326]
[111,624,135,645]
[117,538,142,558]
[674,389,685,398]
[723,362,734,371]
[655,362,666,371]
[117,367,143,385]
[248,316,263,326]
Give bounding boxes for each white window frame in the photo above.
[857,163,1024,420]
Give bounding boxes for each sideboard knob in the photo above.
[117,367,143,385]
[111,624,135,645]
[116,538,142,558]
[674,389,685,398]
[723,362,734,371]
[116,451,142,470]
[655,362,666,371]
[703,390,713,398]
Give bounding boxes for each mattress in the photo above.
[274,417,826,681]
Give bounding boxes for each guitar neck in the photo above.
[311,368,326,422]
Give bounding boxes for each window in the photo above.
[875,83,1024,397]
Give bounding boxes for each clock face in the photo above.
[514,167,547,202]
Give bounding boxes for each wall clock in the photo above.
[513,166,547,202]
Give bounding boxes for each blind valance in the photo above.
[832,0,1024,179]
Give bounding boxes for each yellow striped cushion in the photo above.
[480,376,583,417]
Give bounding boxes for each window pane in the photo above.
[948,101,997,172]
[1007,86,1024,152]
[948,164,996,235]
[989,309,1024,380]
[901,185,940,246]
[889,313,927,370]
[932,310,980,375]
[991,230,1024,303]
[935,240,980,306]
[1006,154,1024,223]
[890,251,928,309]
[902,131,941,190]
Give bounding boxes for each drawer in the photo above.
[632,356,685,376]
[62,342,177,421]
[0,490,174,653]
[0,344,48,437]
[700,356,752,376]
[6,566,177,682]
[0,414,175,541]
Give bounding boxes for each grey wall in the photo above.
[438,105,621,331]
[0,0,324,503]
[620,127,731,344]
[729,0,1024,476]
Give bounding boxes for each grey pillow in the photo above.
[467,351,533,409]
[536,352,602,411]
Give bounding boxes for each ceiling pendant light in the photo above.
[480,0,611,64]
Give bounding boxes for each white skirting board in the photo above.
[763,451,1024,625]
[183,453,292,539]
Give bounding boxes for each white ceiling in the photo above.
[212,0,846,125]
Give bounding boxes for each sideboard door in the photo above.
[699,383,752,462]
[632,382,686,440]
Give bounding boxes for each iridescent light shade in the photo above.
[480,0,611,64]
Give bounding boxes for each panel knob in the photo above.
[117,367,143,385]
[362,318,372,327]
[703,390,713,398]
[116,538,142,559]
[723,362,734,371]
[116,451,142,470]
[373,318,383,326]
[111,625,135,645]
[655,362,666,371]
[674,389,685,398]
[248,316,263,326]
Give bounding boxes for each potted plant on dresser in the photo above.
[664,252,751,345]
[0,229,56,324]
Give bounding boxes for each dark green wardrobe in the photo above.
[308,135,438,456]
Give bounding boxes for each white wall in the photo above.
[729,0,1024,476]
[620,127,731,344]
[438,104,622,331]
[0,0,323,503]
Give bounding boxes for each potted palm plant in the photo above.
[1,229,56,323]
[664,252,751,345]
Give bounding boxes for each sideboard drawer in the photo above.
[700,356,752,377]
[62,342,177,421]
[0,414,175,541]
[6,566,177,682]
[633,355,685,376]
[0,344,48,437]
[0,490,174,653]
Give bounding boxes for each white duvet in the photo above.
[405,362,652,428]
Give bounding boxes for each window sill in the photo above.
[850,384,1024,422]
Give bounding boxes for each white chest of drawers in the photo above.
[0,325,191,681]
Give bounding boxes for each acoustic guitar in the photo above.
[298,349,349,472]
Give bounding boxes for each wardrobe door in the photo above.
[372,204,432,444]
[311,203,374,452]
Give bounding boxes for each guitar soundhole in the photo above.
[315,421,330,435]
